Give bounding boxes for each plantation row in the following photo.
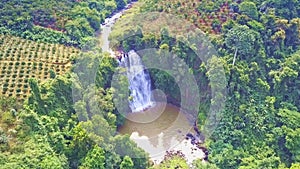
[0,35,79,101]
[144,0,235,34]
[0,35,78,63]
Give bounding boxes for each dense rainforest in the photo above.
[0,0,300,169]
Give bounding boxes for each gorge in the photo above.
[99,4,206,164]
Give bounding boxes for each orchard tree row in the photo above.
[0,34,79,101]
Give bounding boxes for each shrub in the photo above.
[239,1,259,20]
[1,111,15,125]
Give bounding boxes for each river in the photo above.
[100,3,133,56]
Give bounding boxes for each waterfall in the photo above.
[119,50,154,112]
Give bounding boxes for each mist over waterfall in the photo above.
[119,50,154,112]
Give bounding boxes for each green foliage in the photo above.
[290,163,300,169]
[269,51,300,108]
[150,68,181,105]
[239,1,259,20]
[106,0,300,167]
[80,145,105,169]
[285,128,300,162]
[159,43,170,51]
[1,137,68,169]
[225,25,264,61]
[0,96,16,112]
[192,160,219,169]
[1,0,300,168]
[276,108,300,164]
[96,56,118,88]
[113,135,150,169]
[70,48,149,168]
[29,26,72,45]
[65,18,94,42]
[0,127,9,151]
[0,0,132,47]
[0,0,74,45]
[69,4,101,31]
[197,1,222,13]
[120,156,134,169]
[74,101,89,122]
[67,123,95,168]
[246,20,265,32]
[80,37,98,51]
[1,111,15,125]
[116,0,127,10]
[50,70,56,79]
[156,155,189,169]
[267,0,300,20]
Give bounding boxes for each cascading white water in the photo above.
[120,50,154,112]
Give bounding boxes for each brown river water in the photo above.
[118,102,204,164]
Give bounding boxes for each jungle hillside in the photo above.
[0,0,300,169]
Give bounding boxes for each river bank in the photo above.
[100,1,137,57]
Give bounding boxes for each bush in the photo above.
[0,27,11,35]
[0,133,8,144]
[1,111,15,125]
[239,1,259,20]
